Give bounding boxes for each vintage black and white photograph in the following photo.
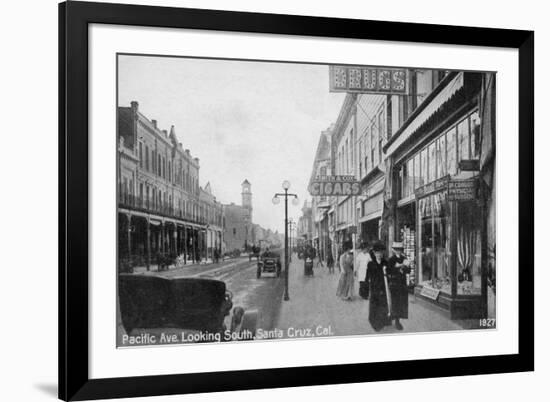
[116,54,497,347]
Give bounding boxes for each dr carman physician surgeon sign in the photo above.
[309,175,362,196]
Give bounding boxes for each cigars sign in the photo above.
[309,175,362,197]
[329,65,409,94]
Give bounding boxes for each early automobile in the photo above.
[118,274,257,342]
[257,250,282,278]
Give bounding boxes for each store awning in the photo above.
[386,73,465,157]
[148,219,162,226]
[358,192,384,223]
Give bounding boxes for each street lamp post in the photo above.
[288,219,296,263]
[272,180,299,301]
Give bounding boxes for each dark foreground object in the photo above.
[119,274,233,334]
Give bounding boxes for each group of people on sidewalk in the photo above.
[334,240,411,332]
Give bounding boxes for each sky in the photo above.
[118,55,345,233]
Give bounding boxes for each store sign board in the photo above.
[310,175,362,196]
[329,65,409,94]
[420,286,440,300]
[448,179,478,201]
[414,175,450,198]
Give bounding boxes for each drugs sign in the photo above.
[309,175,362,197]
[329,65,408,94]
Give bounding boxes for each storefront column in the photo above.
[192,230,196,264]
[126,214,132,261]
[183,227,188,264]
[450,201,458,297]
[158,223,162,254]
[480,182,488,318]
[173,225,177,256]
[146,219,150,271]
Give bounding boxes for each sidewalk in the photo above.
[276,254,464,337]
[132,256,238,274]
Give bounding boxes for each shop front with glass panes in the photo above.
[395,109,484,319]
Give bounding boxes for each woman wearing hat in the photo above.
[355,241,371,297]
[387,241,411,330]
[336,240,355,301]
[366,241,392,331]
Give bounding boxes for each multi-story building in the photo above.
[223,180,254,252]
[330,94,360,254]
[318,68,496,319]
[308,125,333,260]
[117,101,222,270]
[384,71,496,319]
[199,182,224,260]
[297,200,313,246]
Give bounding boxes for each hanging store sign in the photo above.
[448,179,478,201]
[329,65,409,94]
[458,159,480,171]
[414,175,450,198]
[309,175,362,196]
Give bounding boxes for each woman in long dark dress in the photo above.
[366,242,392,331]
[387,242,411,330]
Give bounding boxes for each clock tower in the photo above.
[241,179,252,222]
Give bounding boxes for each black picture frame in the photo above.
[59,1,534,400]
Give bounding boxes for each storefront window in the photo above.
[470,111,481,159]
[428,142,436,183]
[421,148,428,187]
[436,136,446,178]
[418,196,432,285]
[398,165,407,198]
[433,193,450,292]
[446,127,457,176]
[456,201,482,295]
[407,158,414,196]
[457,118,469,161]
[418,193,451,293]
[414,153,422,189]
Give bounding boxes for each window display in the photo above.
[470,111,481,159]
[446,126,457,175]
[418,192,452,294]
[428,142,436,183]
[436,135,446,179]
[457,117,469,161]
[456,201,482,295]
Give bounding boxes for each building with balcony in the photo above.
[199,182,224,260]
[117,101,222,270]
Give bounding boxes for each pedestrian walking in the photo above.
[387,241,411,330]
[336,241,355,301]
[213,247,220,264]
[303,244,315,276]
[314,246,324,268]
[355,242,372,298]
[366,241,392,331]
[326,248,335,274]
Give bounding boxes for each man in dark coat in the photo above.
[303,244,315,276]
[387,241,411,330]
[366,241,392,331]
